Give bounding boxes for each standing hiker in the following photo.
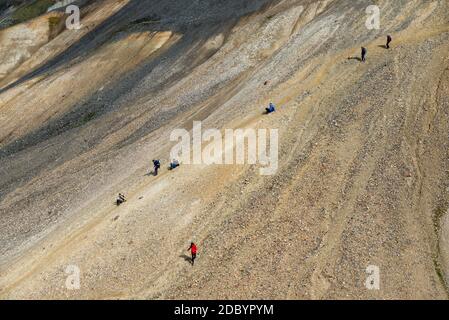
[361,47,367,62]
[187,242,197,266]
[153,159,161,176]
[386,35,392,49]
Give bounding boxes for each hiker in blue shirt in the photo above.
[265,102,276,114]
[169,159,180,170]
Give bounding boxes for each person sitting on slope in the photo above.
[265,102,276,114]
[116,193,126,206]
[169,159,180,170]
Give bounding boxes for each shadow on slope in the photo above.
[0,0,273,202]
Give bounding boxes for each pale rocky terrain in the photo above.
[0,0,448,299]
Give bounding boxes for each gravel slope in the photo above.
[0,0,448,299]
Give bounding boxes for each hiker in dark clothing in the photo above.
[187,242,197,266]
[361,47,367,62]
[153,159,161,176]
[116,193,126,206]
[386,35,392,49]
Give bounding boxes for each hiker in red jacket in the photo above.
[187,242,197,266]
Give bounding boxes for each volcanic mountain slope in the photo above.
[0,0,448,299]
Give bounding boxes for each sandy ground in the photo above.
[0,0,448,299]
